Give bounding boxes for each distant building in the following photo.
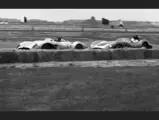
[118,20,124,27]
[82,16,98,26]
[110,19,124,28]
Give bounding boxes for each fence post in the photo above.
[82,26,84,32]
[31,26,34,40]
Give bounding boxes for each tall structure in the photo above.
[110,19,124,28]
[102,18,110,25]
[24,16,27,23]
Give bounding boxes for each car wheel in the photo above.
[18,47,30,50]
[75,44,84,49]
[142,42,152,49]
[115,44,123,48]
[41,43,57,49]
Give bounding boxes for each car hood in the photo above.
[18,40,45,49]
[91,40,115,48]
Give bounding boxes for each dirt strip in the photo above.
[1,59,159,69]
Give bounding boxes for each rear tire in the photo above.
[142,42,152,49]
[115,44,123,48]
[41,43,57,49]
[75,44,84,49]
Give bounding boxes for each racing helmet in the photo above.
[55,37,62,42]
[133,35,139,40]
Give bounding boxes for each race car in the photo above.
[16,37,88,50]
[91,35,153,49]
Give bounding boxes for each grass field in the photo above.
[1,61,159,111]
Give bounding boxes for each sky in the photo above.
[0,9,159,22]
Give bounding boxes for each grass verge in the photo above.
[1,65,159,111]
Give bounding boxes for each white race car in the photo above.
[16,37,88,50]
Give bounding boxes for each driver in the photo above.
[55,37,62,42]
[131,35,139,43]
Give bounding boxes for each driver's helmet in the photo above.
[133,35,139,40]
[55,37,62,42]
[130,35,140,43]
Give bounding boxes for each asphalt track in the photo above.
[1,24,159,33]
[2,29,159,35]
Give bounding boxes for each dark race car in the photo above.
[91,35,153,49]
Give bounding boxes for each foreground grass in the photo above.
[0,66,159,111]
